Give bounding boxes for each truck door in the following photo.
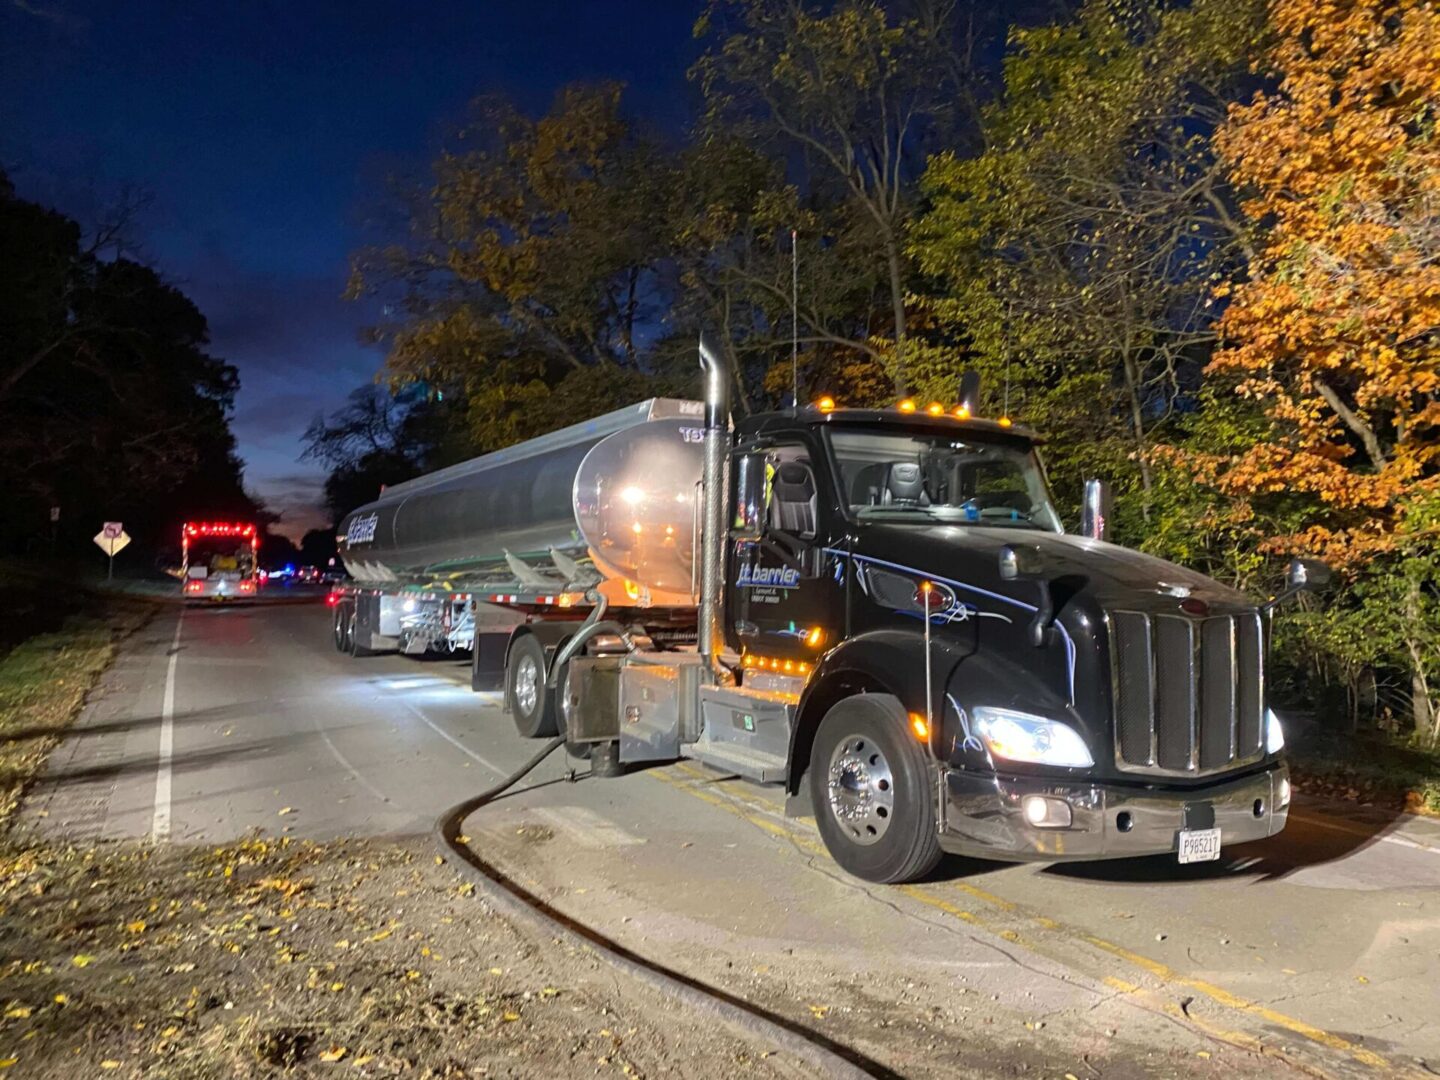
[727,442,844,666]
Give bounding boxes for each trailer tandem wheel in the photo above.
[505,634,558,737]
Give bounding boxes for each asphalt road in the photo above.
[26,600,1440,1077]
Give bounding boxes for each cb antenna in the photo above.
[791,227,799,409]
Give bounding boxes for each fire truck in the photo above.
[180,521,259,601]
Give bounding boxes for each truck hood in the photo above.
[852,524,1255,612]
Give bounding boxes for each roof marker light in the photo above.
[954,405,971,420]
[816,395,835,413]
[927,402,944,416]
[898,399,916,413]
[998,417,1013,428]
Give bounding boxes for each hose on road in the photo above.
[434,741,889,1080]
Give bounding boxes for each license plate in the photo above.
[1178,827,1221,864]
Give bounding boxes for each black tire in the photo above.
[506,634,557,737]
[809,694,942,884]
[332,606,346,652]
[347,610,376,658]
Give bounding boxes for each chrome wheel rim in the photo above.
[826,735,895,846]
[515,655,540,715]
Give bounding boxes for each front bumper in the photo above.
[938,763,1288,862]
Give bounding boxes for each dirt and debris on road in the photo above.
[0,834,800,1079]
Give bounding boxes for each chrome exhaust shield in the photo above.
[697,332,731,684]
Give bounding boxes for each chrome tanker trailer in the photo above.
[334,337,1320,884]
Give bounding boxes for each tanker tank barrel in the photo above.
[335,398,706,597]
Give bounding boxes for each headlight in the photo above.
[1266,707,1285,754]
[972,706,1094,768]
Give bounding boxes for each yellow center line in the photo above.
[653,761,1408,1076]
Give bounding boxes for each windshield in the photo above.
[826,427,1062,531]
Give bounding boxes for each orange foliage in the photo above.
[1203,0,1440,568]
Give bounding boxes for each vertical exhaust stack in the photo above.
[958,370,982,416]
[697,331,732,684]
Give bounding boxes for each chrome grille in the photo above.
[1109,610,1264,776]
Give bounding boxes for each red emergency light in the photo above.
[182,522,259,549]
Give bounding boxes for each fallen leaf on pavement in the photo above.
[70,954,96,968]
[319,1046,347,1062]
[278,807,295,815]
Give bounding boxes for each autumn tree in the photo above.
[348,85,690,451]
[1192,0,1440,738]
[909,0,1268,525]
[692,0,972,394]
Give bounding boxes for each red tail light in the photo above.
[184,580,203,594]
[238,580,256,594]
[325,591,342,607]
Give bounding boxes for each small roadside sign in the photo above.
[94,525,132,580]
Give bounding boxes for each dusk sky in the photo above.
[1,0,699,540]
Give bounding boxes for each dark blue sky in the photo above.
[2,0,701,539]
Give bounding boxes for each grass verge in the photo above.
[0,596,153,829]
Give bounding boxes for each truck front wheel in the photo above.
[809,695,942,884]
[506,634,557,737]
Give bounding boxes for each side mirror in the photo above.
[1265,556,1333,610]
[1080,478,1111,542]
[999,544,1056,646]
[731,452,768,542]
[1286,557,1332,592]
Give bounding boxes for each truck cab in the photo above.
[714,403,1295,882]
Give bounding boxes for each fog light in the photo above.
[1021,795,1072,829]
[1277,776,1291,808]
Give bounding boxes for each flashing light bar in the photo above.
[183,522,257,537]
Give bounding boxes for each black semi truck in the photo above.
[333,336,1321,883]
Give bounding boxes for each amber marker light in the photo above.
[953,405,971,419]
[926,402,944,416]
[816,395,836,413]
[804,626,825,649]
[998,417,1013,427]
[898,399,916,413]
[909,713,930,740]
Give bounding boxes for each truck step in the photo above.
[682,739,788,783]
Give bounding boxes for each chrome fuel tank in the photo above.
[338,398,705,590]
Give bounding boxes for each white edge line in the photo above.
[398,700,509,777]
[1288,810,1440,857]
[150,610,184,842]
